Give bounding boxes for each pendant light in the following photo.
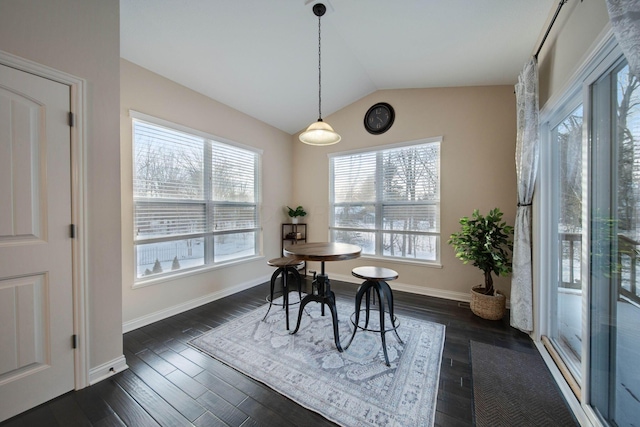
[299,3,341,146]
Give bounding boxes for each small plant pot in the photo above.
[470,285,506,320]
[291,217,299,224]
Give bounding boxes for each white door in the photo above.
[0,63,74,422]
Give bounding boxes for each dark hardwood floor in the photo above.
[1,278,545,427]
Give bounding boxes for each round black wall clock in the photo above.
[364,102,395,135]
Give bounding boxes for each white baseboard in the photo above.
[328,273,511,308]
[88,355,128,385]
[122,274,271,333]
[329,272,471,302]
[122,271,512,335]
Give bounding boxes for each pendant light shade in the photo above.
[300,120,341,146]
[300,3,341,146]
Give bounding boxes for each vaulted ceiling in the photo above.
[120,0,556,134]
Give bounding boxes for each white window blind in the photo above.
[132,115,261,280]
[330,139,441,263]
[134,122,205,200]
[211,142,257,202]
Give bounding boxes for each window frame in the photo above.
[130,111,262,285]
[328,137,442,265]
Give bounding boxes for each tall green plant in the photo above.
[448,208,514,295]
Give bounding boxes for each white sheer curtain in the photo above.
[510,58,539,333]
[606,0,640,79]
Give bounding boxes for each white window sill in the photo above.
[359,254,442,268]
[132,255,265,289]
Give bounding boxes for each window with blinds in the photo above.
[329,138,441,263]
[132,115,261,280]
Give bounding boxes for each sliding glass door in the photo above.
[590,61,640,427]
[543,38,640,425]
[549,103,584,384]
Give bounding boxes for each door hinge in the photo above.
[68,112,74,127]
[72,334,77,349]
[70,224,76,238]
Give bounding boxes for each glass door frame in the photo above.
[541,94,585,386]
[536,30,624,427]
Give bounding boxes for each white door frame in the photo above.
[0,50,89,389]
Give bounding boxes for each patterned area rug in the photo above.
[190,296,445,427]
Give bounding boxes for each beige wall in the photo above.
[292,86,517,299]
[538,0,610,107]
[120,59,294,326]
[0,0,122,369]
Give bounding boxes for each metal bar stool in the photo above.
[263,257,304,330]
[344,266,403,366]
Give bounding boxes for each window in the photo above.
[132,113,261,281]
[329,138,441,263]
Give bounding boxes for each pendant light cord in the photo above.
[317,14,322,121]
[300,3,340,145]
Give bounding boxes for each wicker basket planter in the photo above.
[470,285,506,320]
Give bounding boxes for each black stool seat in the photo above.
[263,257,304,330]
[344,266,402,366]
[352,266,398,282]
[267,257,304,269]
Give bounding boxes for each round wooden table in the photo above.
[284,242,361,351]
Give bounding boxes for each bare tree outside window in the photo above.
[616,68,639,233]
[330,139,440,263]
[132,118,260,280]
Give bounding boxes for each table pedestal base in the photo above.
[290,273,343,352]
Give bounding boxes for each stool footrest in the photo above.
[266,291,302,306]
[350,309,400,333]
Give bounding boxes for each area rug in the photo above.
[190,296,445,427]
[470,341,578,427]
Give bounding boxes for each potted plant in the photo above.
[286,205,307,224]
[448,208,513,320]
